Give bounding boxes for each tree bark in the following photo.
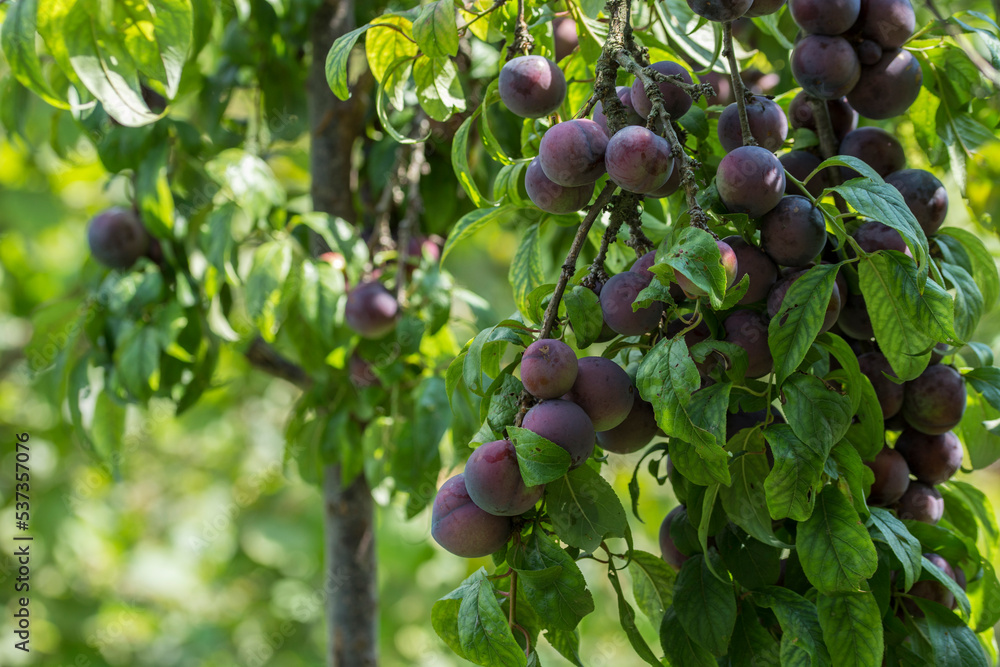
[308,1,378,666]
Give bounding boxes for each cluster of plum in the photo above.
[431,340,660,557]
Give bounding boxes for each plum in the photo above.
[522,399,596,468]
[724,309,773,377]
[538,119,609,187]
[87,207,151,270]
[647,162,683,198]
[788,92,859,142]
[630,61,695,120]
[791,36,861,100]
[839,127,906,179]
[847,48,923,120]
[716,146,786,218]
[905,553,956,613]
[767,269,842,333]
[789,0,861,36]
[605,126,675,194]
[686,0,753,22]
[464,439,544,516]
[856,39,884,66]
[885,169,948,236]
[894,481,944,524]
[499,55,567,118]
[521,338,579,399]
[858,351,903,418]
[902,364,967,435]
[759,195,828,268]
[597,389,659,454]
[701,71,734,106]
[745,0,787,16]
[676,239,739,298]
[865,446,911,506]
[717,95,789,152]
[894,428,963,485]
[780,150,835,198]
[837,289,875,340]
[525,157,594,215]
[553,16,578,61]
[851,0,916,49]
[659,505,691,570]
[431,474,514,557]
[564,357,634,431]
[853,221,910,256]
[592,86,644,136]
[600,271,665,336]
[345,281,400,339]
[723,235,778,305]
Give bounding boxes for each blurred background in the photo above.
[2,2,1000,667]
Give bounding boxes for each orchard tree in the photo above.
[6,0,1000,666]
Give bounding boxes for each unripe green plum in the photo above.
[464,439,544,516]
[431,474,514,557]
[87,207,151,270]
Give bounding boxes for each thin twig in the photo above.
[722,21,757,148]
[508,0,534,58]
[396,117,430,302]
[925,0,1000,86]
[245,336,313,389]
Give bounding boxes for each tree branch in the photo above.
[245,336,313,389]
[722,21,757,148]
[807,96,839,162]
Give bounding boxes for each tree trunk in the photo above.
[307,1,377,665]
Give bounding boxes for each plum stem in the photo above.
[508,0,534,58]
[508,569,518,626]
[722,21,757,149]
[807,96,840,162]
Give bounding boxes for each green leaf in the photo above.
[326,24,371,100]
[659,606,717,667]
[638,336,730,485]
[717,526,782,590]
[545,465,627,553]
[868,507,922,592]
[858,255,932,381]
[829,441,873,519]
[752,586,831,667]
[729,601,781,667]
[764,423,827,521]
[816,332,865,414]
[412,0,459,58]
[673,553,736,656]
[910,598,990,667]
[509,532,594,631]
[768,264,839,385]
[796,485,878,594]
[782,373,853,453]
[441,206,524,263]
[131,0,193,97]
[114,324,161,401]
[661,226,729,307]
[245,241,293,341]
[63,0,159,126]
[719,428,788,547]
[510,223,544,321]
[365,15,417,83]
[968,559,1000,632]
[919,554,971,617]
[413,55,466,121]
[938,227,999,310]
[628,550,677,627]
[297,261,346,345]
[91,391,126,466]
[841,373,886,462]
[1,0,69,108]
[606,564,663,666]
[817,591,883,667]
[940,262,983,343]
[507,426,571,486]
[458,569,527,667]
[136,141,174,238]
[563,286,603,348]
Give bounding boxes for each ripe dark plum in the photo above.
[87,207,151,270]
[631,251,657,287]
[856,39,884,66]
[522,399,596,468]
[521,338,579,399]
[686,0,753,21]
[723,235,778,305]
[716,146,786,218]
[605,126,675,194]
[524,157,594,214]
[592,86,644,136]
[701,71,733,106]
[630,61,695,120]
[894,429,963,485]
[726,408,783,441]
[780,150,835,198]
[788,92,859,142]
[431,474,514,557]
[659,506,691,570]
[789,0,861,35]
[902,364,967,436]
[791,36,861,100]
[851,0,916,49]
[837,290,875,340]
[723,309,773,377]
[464,440,544,516]
[767,270,842,333]
[858,351,904,418]
[597,390,659,454]
[885,169,949,236]
[839,127,906,179]
[718,96,788,152]
[894,481,944,524]
[865,446,911,506]
[349,355,379,388]
[345,281,400,339]
[847,49,923,120]
[905,553,956,613]
[564,357,634,431]
[600,271,665,336]
[538,119,609,187]
[853,221,910,256]
[759,196,828,268]
[498,55,567,118]
[745,0,787,16]
[553,16,579,61]
[647,161,682,198]
[676,239,739,299]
